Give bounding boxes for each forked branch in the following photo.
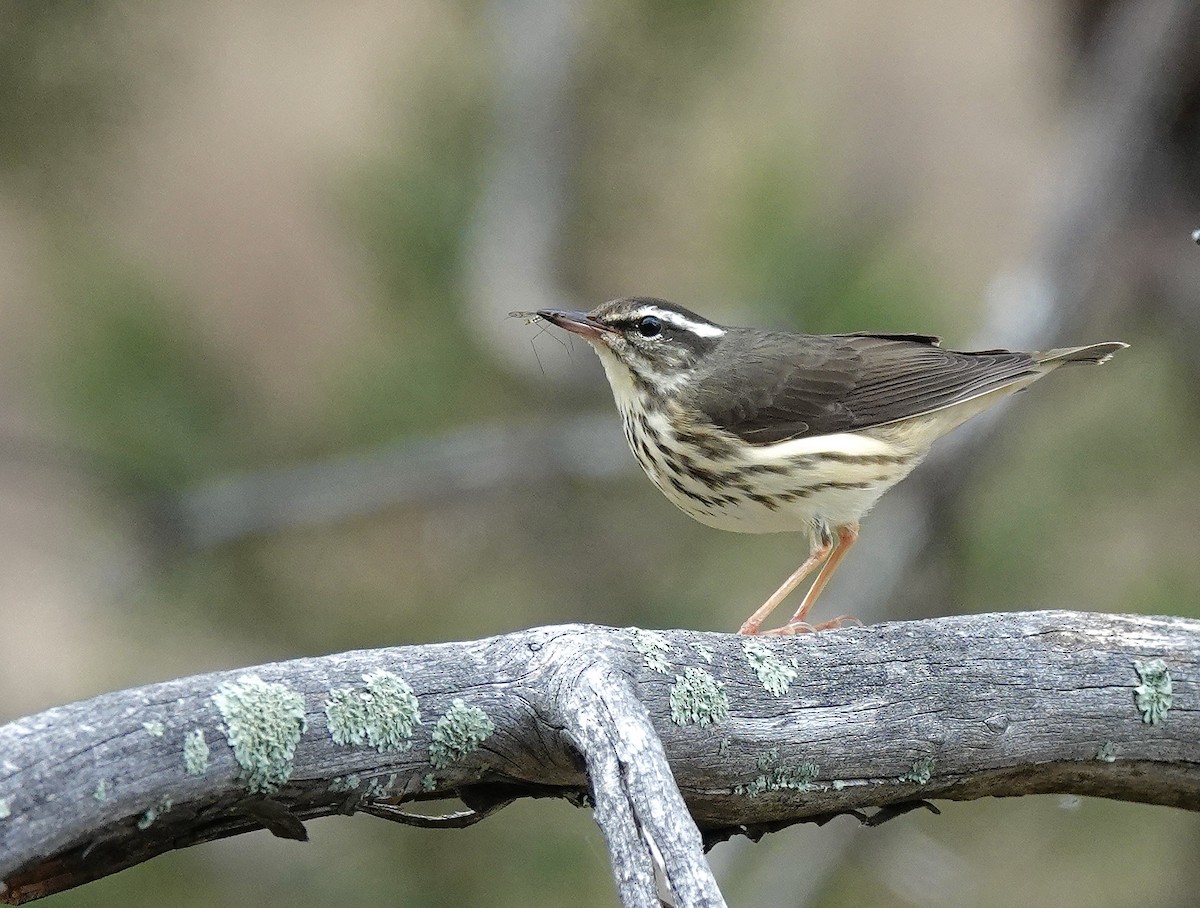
[1,611,1195,906]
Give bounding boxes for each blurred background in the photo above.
[3,0,1200,905]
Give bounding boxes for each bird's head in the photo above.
[537,297,726,397]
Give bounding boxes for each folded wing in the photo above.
[690,332,1039,444]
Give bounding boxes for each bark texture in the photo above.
[1,610,1195,906]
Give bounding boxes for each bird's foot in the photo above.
[760,614,861,636]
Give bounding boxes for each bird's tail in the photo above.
[1035,341,1128,367]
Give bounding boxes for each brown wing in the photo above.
[689,331,1038,444]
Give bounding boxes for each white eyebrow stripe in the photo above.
[632,307,726,338]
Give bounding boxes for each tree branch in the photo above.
[1,611,1194,905]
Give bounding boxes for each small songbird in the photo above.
[534,298,1126,635]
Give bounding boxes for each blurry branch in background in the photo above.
[154,0,594,550]
[988,0,1199,344]
[462,0,588,379]
[156,415,627,551]
[2,611,1196,906]
[922,0,1200,506]
[821,0,1200,625]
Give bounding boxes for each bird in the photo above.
[531,298,1127,635]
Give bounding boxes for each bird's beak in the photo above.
[536,309,617,343]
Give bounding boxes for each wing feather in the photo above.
[689,331,1037,444]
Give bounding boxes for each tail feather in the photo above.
[1036,342,1128,367]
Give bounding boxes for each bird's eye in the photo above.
[637,315,662,338]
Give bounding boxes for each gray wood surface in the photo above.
[1,610,1195,905]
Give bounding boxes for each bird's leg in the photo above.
[737,529,834,635]
[764,523,860,635]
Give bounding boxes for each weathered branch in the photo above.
[1,611,1194,906]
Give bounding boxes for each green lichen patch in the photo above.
[718,737,731,757]
[735,749,819,797]
[631,629,671,674]
[93,779,108,802]
[329,774,361,793]
[183,728,210,776]
[669,667,729,726]
[0,797,9,819]
[742,639,798,697]
[1095,742,1116,763]
[693,642,714,664]
[137,796,174,830]
[325,669,422,753]
[142,720,165,737]
[366,773,399,798]
[421,773,437,792]
[832,779,846,791]
[1133,659,1172,724]
[429,698,495,769]
[899,757,935,785]
[211,674,308,794]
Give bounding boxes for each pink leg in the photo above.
[763,523,861,636]
[737,536,833,635]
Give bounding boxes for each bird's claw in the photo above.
[759,614,861,636]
